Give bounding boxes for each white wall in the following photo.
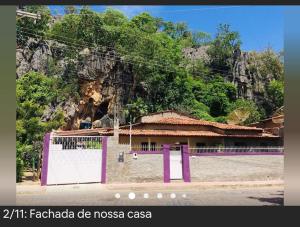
[47,144,102,185]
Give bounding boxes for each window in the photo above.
[196,143,206,153]
[150,142,156,151]
[196,143,206,147]
[141,142,157,151]
[141,142,148,151]
[260,142,268,147]
[234,142,247,147]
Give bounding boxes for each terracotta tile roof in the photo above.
[118,129,277,138]
[146,117,262,131]
[53,128,276,138]
[248,114,284,126]
[119,129,222,137]
[54,128,113,136]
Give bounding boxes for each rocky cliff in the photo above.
[17,38,134,130]
[17,39,277,129]
[183,46,275,106]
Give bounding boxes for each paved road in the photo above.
[16,182,283,206]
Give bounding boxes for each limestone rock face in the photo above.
[183,46,277,105]
[183,46,210,64]
[17,38,134,129]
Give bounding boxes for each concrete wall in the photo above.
[107,151,164,183]
[127,154,164,183]
[107,136,283,184]
[189,155,283,182]
[106,137,164,183]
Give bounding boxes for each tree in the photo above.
[16,72,65,182]
[208,24,241,70]
[266,80,284,112]
[77,8,105,45]
[103,8,128,26]
[131,12,162,33]
[227,99,262,125]
[194,76,237,117]
[125,98,149,122]
[17,6,51,46]
[258,48,284,81]
[191,31,211,47]
[64,5,78,14]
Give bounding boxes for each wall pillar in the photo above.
[101,136,108,183]
[41,133,51,186]
[182,145,191,182]
[163,144,170,183]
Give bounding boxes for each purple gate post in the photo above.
[101,136,108,183]
[163,144,171,183]
[182,145,191,182]
[41,133,51,186]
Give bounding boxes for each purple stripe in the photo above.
[190,152,284,156]
[101,136,108,183]
[163,144,170,183]
[182,145,191,182]
[41,133,50,186]
[129,150,163,154]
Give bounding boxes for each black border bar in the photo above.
[0,206,296,226]
[4,0,300,5]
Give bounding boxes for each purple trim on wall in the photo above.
[189,152,284,156]
[41,133,50,186]
[129,150,163,154]
[163,144,170,183]
[182,145,191,182]
[101,136,108,183]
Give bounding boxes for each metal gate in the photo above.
[42,134,105,185]
[169,146,183,180]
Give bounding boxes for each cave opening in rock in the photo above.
[88,97,94,104]
[94,100,109,121]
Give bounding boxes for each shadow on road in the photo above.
[248,191,284,206]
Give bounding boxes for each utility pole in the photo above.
[126,104,134,151]
[129,120,132,152]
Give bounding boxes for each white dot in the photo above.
[128,192,136,200]
[144,193,149,199]
[157,193,163,199]
[182,194,187,198]
[170,193,176,199]
[115,193,121,199]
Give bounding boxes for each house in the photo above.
[248,114,284,137]
[55,110,281,149]
[248,106,284,145]
[42,110,283,185]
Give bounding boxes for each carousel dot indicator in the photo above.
[170,193,176,199]
[128,192,136,200]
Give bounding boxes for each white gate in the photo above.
[46,135,103,185]
[170,149,183,180]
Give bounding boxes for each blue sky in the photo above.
[49,5,284,52]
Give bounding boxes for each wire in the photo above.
[18,31,234,83]
[17,26,232,74]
